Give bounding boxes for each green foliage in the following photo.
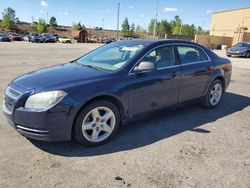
[195,26,209,35]
[37,18,47,33]
[171,16,182,35]
[148,19,159,35]
[158,20,171,37]
[129,22,135,36]
[148,15,208,37]
[1,7,18,29]
[121,17,130,36]
[135,25,147,38]
[49,16,57,28]
[121,19,137,37]
[72,22,82,30]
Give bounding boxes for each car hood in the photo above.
[229,46,248,51]
[12,63,110,90]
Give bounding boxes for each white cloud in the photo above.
[206,9,213,14]
[139,14,144,18]
[58,11,68,15]
[128,6,134,9]
[40,10,44,13]
[164,7,178,12]
[40,0,48,7]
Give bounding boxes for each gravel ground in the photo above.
[0,42,249,188]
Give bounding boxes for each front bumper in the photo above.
[3,84,76,141]
[3,105,74,141]
[226,51,247,57]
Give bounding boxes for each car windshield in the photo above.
[76,42,145,71]
[234,43,247,47]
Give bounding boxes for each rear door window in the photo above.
[177,45,209,65]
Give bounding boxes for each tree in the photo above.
[180,24,196,36]
[37,18,47,33]
[135,25,147,38]
[148,19,161,36]
[171,15,182,35]
[129,22,135,36]
[31,16,37,27]
[49,16,57,28]
[72,22,82,30]
[1,7,18,29]
[158,20,171,38]
[121,17,130,36]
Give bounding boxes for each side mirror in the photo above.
[134,61,156,73]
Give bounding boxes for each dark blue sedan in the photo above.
[3,40,232,146]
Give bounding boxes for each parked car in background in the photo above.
[22,35,31,42]
[58,36,71,43]
[226,42,250,58]
[52,34,59,41]
[30,32,42,43]
[3,40,232,146]
[106,37,116,44]
[9,33,22,41]
[0,34,11,42]
[40,35,56,43]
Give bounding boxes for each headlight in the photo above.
[25,90,67,110]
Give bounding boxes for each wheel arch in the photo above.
[213,76,226,91]
[71,94,125,138]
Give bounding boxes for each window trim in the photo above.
[129,44,176,75]
[175,44,211,65]
[129,43,211,75]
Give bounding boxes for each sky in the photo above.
[0,0,249,30]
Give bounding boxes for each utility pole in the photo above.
[117,3,120,39]
[153,0,158,38]
[102,18,104,39]
[102,18,105,30]
[46,12,49,24]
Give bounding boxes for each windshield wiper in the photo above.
[82,64,106,71]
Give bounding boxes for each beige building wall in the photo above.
[210,7,250,37]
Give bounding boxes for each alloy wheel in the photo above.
[81,107,116,142]
[209,83,223,106]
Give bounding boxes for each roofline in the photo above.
[213,7,250,14]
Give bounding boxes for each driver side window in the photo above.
[141,46,175,69]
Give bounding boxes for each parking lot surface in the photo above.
[0,43,250,188]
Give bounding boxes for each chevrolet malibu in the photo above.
[3,40,232,146]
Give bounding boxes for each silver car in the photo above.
[226,42,250,58]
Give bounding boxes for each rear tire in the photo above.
[73,100,120,146]
[202,80,224,108]
[226,54,231,57]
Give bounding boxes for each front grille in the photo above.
[3,86,22,114]
[5,86,22,100]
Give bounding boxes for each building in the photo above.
[210,7,250,44]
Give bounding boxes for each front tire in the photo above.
[202,80,224,108]
[246,51,250,58]
[73,100,120,146]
